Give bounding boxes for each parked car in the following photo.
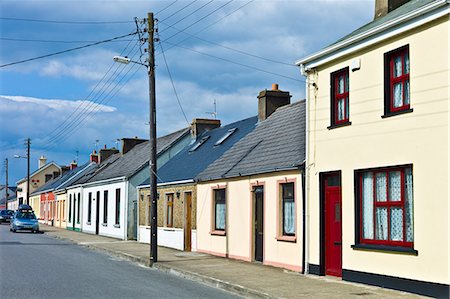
[10,207,39,233]
[0,209,14,223]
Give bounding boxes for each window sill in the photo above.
[164,227,175,231]
[101,223,107,227]
[86,222,91,225]
[351,244,418,255]
[113,224,120,228]
[327,121,352,130]
[210,230,226,236]
[381,108,413,118]
[276,235,296,243]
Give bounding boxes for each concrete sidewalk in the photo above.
[41,225,423,299]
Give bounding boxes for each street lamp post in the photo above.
[113,12,157,265]
[14,138,30,206]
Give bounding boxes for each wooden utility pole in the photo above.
[5,158,8,210]
[147,12,158,265]
[26,138,30,205]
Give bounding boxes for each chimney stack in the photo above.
[99,148,119,163]
[69,161,77,170]
[38,155,47,169]
[90,150,99,163]
[374,0,411,20]
[191,118,221,139]
[121,137,148,155]
[257,84,291,122]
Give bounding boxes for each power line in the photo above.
[0,37,134,43]
[159,0,215,33]
[159,0,199,23]
[157,38,190,125]
[159,21,295,67]
[0,17,133,24]
[162,40,304,83]
[37,35,140,145]
[0,31,138,68]
[155,0,179,15]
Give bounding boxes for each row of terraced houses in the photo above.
[5,1,449,297]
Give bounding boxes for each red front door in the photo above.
[324,174,342,277]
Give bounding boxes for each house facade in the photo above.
[297,0,449,297]
[0,186,16,210]
[137,117,258,251]
[195,87,307,272]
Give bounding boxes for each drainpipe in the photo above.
[301,164,306,274]
[301,65,310,275]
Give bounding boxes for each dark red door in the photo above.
[325,174,342,277]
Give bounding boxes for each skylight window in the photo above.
[189,136,210,152]
[214,128,237,146]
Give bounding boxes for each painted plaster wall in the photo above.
[305,16,449,284]
[66,187,83,231]
[16,164,61,202]
[82,181,127,240]
[55,193,67,228]
[138,184,197,250]
[196,170,303,271]
[29,195,40,218]
[128,168,149,239]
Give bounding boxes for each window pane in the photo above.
[405,80,410,105]
[405,168,414,242]
[362,172,374,239]
[215,203,225,230]
[282,183,294,200]
[345,97,349,119]
[337,99,345,121]
[167,206,173,226]
[394,56,402,77]
[393,83,403,107]
[283,201,295,235]
[389,171,401,201]
[376,173,387,202]
[405,52,410,74]
[345,73,349,92]
[338,76,344,94]
[390,207,403,241]
[376,207,388,240]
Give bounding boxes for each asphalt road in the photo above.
[0,224,240,299]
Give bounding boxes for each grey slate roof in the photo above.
[69,154,122,186]
[30,162,93,195]
[16,161,61,184]
[84,127,190,183]
[140,116,258,186]
[197,100,306,182]
[331,0,436,46]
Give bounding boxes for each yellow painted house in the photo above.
[297,0,449,297]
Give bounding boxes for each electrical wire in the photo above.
[157,37,190,126]
[159,0,215,33]
[0,37,135,43]
[0,31,138,68]
[162,40,304,83]
[0,17,133,24]
[39,35,139,145]
[159,0,199,23]
[155,0,179,15]
[159,21,295,67]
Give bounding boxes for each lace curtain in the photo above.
[215,203,226,230]
[283,201,295,235]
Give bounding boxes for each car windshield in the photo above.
[16,212,36,219]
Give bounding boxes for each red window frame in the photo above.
[359,166,413,248]
[332,68,349,125]
[388,47,410,112]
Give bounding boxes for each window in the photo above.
[189,136,210,152]
[166,193,174,227]
[281,183,295,236]
[213,188,226,231]
[330,67,350,127]
[358,165,413,248]
[77,193,80,224]
[68,194,72,222]
[215,128,237,146]
[88,192,92,223]
[384,45,410,115]
[115,188,120,225]
[101,190,106,224]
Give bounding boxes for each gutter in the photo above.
[137,179,194,189]
[81,176,127,188]
[296,0,448,68]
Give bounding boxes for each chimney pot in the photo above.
[257,84,291,122]
[90,150,99,163]
[38,155,47,169]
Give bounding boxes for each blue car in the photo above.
[10,208,39,233]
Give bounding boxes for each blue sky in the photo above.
[0,0,374,184]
